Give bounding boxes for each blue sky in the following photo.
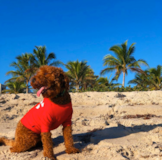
[0,0,162,86]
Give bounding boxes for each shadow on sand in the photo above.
[30,123,162,156]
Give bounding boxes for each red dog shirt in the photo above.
[21,98,72,134]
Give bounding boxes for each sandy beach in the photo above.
[1,91,162,160]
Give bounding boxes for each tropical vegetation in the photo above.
[31,46,61,67]
[5,46,60,93]
[101,40,148,87]
[2,79,26,94]
[129,65,162,90]
[63,60,97,91]
[6,53,34,93]
[2,41,162,93]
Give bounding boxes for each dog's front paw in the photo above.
[65,147,80,154]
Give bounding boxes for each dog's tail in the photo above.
[0,137,15,146]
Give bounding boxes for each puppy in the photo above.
[0,65,80,160]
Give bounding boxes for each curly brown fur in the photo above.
[50,91,71,105]
[0,137,14,147]
[0,66,79,159]
[0,121,40,152]
[41,132,56,160]
[31,65,70,104]
[63,126,80,154]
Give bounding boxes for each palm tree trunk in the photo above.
[122,72,125,87]
[26,86,29,93]
[26,80,29,93]
[76,84,79,92]
[84,83,87,90]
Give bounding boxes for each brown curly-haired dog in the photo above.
[0,65,80,160]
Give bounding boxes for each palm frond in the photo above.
[100,67,115,75]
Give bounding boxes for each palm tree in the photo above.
[101,40,148,87]
[128,71,150,89]
[32,46,61,67]
[81,68,98,90]
[148,65,162,90]
[96,76,121,88]
[2,79,26,94]
[6,53,34,93]
[129,65,162,90]
[64,60,91,91]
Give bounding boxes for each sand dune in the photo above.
[1,91,162,159]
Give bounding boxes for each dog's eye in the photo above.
[32,78,36,83]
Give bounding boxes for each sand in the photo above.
[1,91,162,160]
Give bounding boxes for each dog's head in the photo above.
[30,65,69,99]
